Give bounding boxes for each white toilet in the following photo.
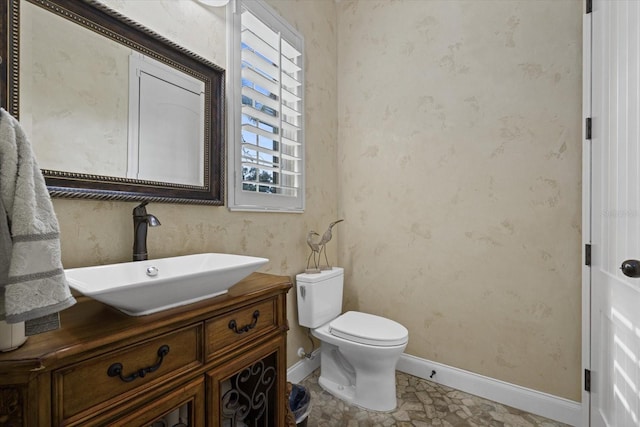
[296,267,408,412]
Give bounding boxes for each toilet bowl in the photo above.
[296,268,408,411]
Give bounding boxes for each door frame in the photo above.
[581,1,592,426]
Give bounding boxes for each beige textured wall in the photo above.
[28,0,583,401]
[44,0,338,369]
[336,0,582,400]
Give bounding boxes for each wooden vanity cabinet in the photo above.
[0,273,291,427]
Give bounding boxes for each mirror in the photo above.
[1,0,224,204]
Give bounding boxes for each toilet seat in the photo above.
[329,311,408,346]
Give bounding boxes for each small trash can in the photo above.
[289,383,311,427]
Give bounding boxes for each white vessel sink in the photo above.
[65,253,268,316]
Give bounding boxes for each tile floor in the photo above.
[298,370,570,427]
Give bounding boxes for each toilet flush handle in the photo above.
[299,285,306,299]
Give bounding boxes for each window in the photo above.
[227,0,305,212]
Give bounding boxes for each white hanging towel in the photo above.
[0,108,75,333]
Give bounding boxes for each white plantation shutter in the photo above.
[228,0,305,212]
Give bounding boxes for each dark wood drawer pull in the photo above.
[228,310,260,334]
[106,345,170,383]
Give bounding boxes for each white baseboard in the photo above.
[397,354,582,426]
[287,349,321,384]
[287,351,581,426]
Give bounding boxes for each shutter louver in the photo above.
[240,8,303,198]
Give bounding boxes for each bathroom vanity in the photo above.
[0,273,291,426]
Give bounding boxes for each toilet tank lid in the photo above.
[329,311,408,346]
[296,267,343,284]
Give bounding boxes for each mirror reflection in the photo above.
[6,0,225,204]
[21,1,129,178]
[20,1,205,187]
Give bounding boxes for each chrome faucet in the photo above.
[132,202,161,261]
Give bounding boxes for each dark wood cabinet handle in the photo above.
[107,345,170,383]
[228,310,260,334]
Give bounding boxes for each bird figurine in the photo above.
[306,230,321,273]
[318,219,344,270]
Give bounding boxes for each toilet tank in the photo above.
[296,267,344,328]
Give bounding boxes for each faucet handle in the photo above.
[147,214,161,227]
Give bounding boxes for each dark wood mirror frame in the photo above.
[0,0,225,205]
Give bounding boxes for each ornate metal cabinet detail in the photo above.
[0,273,291,426]
[209,340,285,426]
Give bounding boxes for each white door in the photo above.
[127,53,206,187]
[137,71,204,186]
[590,0,640,426]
